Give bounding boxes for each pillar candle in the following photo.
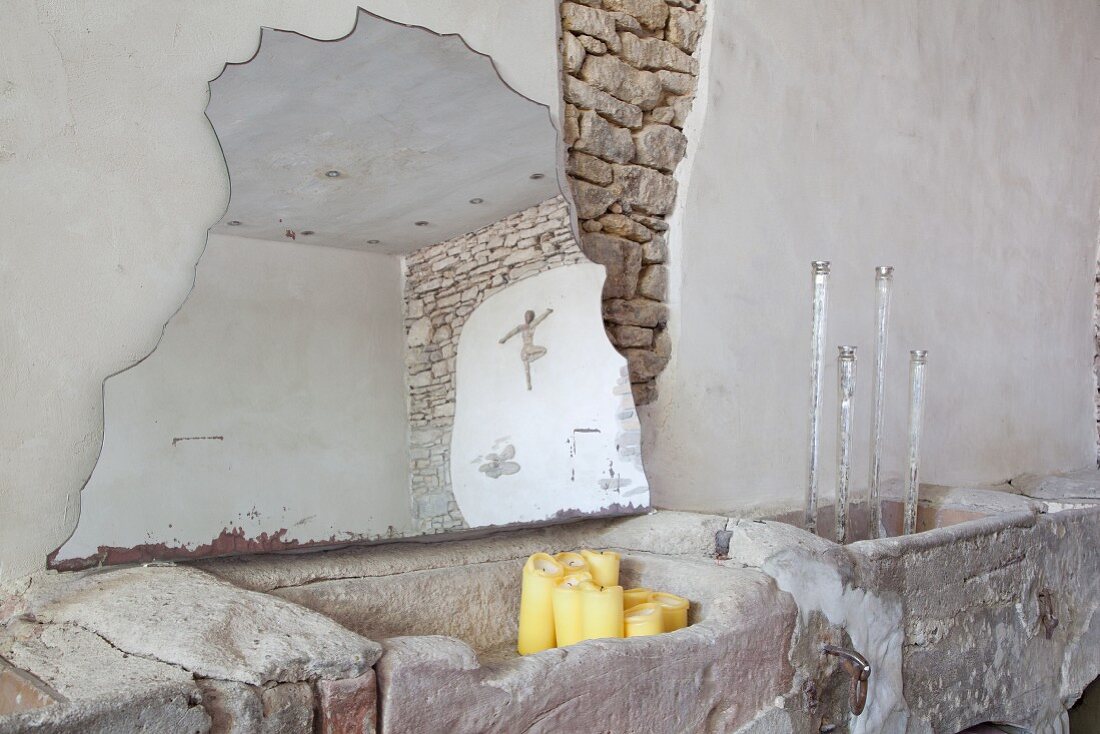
[517,553,565,655]
[580,549,620,587]
[624,602,664,637]
[560,571,594,588]
[650,592,690,631]
[622,587,653,609]
[552,584,585,647]
[554,551,588,573]
[581,585,625,641]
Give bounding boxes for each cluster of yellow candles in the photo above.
[517,549,691,655]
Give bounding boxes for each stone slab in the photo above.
[1012,468,1100,500]
[20,566,379,686]
[0,622,210,734]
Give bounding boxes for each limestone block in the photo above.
[574,109,636,163]
[608,11,643,33]
[667,6,704,53]
[561,3,620,52]
[580,54,662,110]
[561,32,586,75]
[597,212,653,241]
[567,151,614,186]
[602,0,668,30]
[570,179,617,219]
[406,316,431,347]
[563,103,580,147]
[259,683,313,734]
[632,123,687,172]
[637,264,669,300]
[669,94,693,127]
[623,347,670,381]
[632,211,668,232]
[576,34,608,54]
[21,566,380,686]
[581,232,643,298]
[563,32,589,75]
[608,324,654,348]
[631,380,658,406]
[603,297,669,327]
[647,106,675,125]
[317,672,378,734]
[198,680,262,733]
[620,32,698,74]
[563,75,643,129]
[655,69,694,95]
[642,234,668,263]
[612,164,678,214]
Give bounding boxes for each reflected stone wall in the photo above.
[403,196,585,531]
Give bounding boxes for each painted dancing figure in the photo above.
[500,308,553,390]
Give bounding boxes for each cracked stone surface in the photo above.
[0,622,210,734]
[18,565,380,686]
[1012,467,1100,500]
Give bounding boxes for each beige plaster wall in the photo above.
[0,0,561,583]
[645,0,1100,513]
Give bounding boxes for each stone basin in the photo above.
[0,474,1096,733]
[271,552,797,733]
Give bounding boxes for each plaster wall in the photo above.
[0,0,561,582]
[646,0,1100,513]
[55,233,412,565]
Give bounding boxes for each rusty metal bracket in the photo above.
[823,644,871,716]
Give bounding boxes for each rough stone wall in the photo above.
[559,0,706,405]
[403,196,585,533]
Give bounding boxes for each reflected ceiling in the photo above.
[207,12,560,254]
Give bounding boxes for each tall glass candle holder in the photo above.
[804,261,831,535]
[867,266,893,538]
[903,350,928,535]
[835,346,857,544]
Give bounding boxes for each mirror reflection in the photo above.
[53,10,648,569]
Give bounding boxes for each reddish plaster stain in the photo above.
[46,526,360,572]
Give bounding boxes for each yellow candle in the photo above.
[650,592,690,631]
[580,549,620,587]
[581,585,624,641]
[624,602,664,637]
[552,584,584,647]
[622,587,653,609]
[554,551,588,573]
[559,571,594,588]
[517,553,565,655]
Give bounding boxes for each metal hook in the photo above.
[823,644,871,716]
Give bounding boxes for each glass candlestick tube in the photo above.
[867,266,893,539]
[805,261,831,535]
[835,346,857,544]
[903,350,928,535]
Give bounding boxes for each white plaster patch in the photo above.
[450,264,649,527]
[763,551,909,734]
